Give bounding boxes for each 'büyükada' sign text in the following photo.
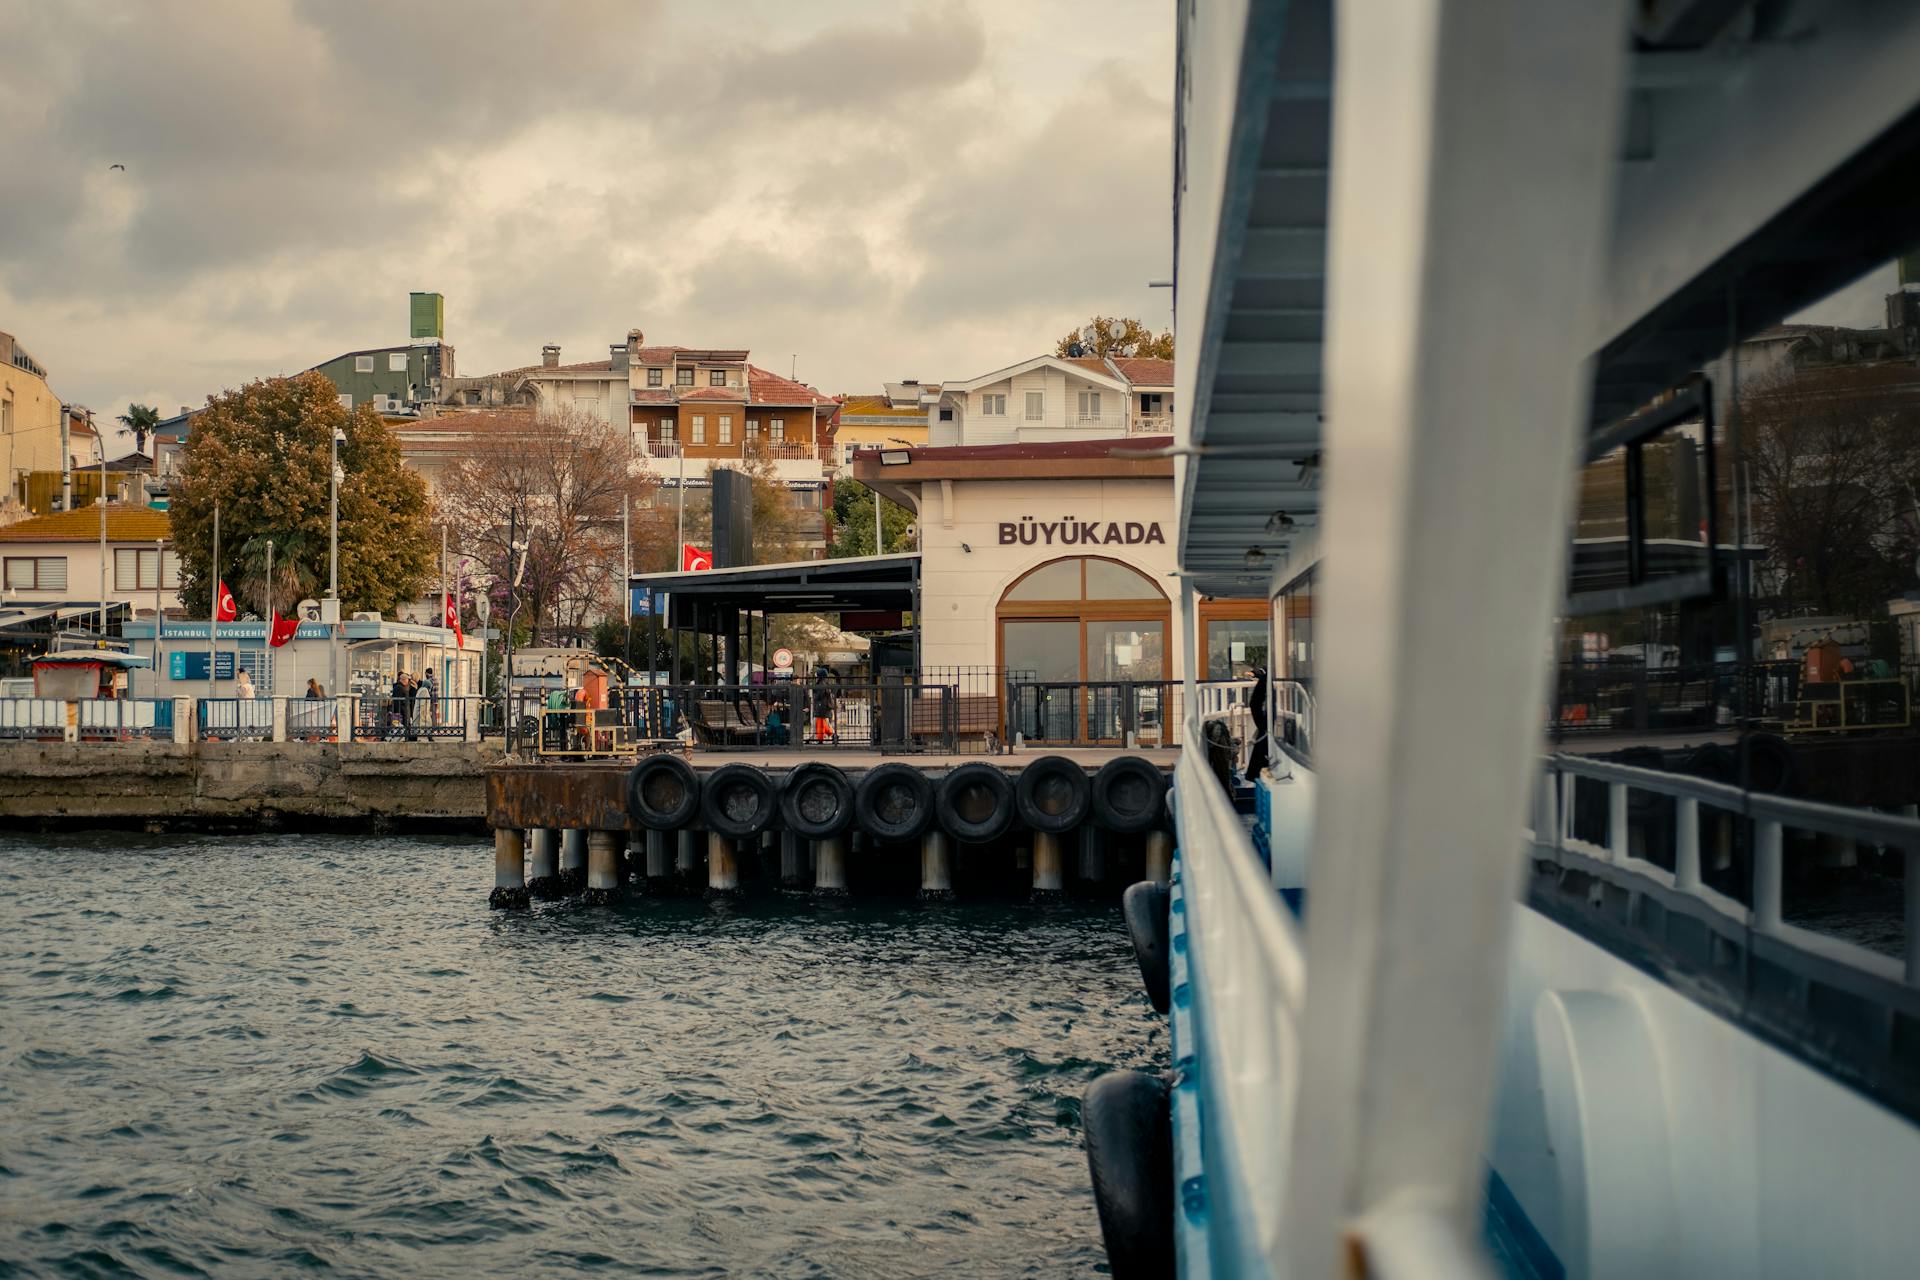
[998,517,1165,547]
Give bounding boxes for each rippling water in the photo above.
[0,833,1163,1278]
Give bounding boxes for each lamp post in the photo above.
[264,538,275,696]
[329,425,345,700]
[95,421,108,634]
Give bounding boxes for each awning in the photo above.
[629,553,921,619]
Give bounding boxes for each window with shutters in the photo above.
[5,556,67,590]
[114,547,176,591]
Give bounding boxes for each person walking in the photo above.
[235,667,255,701]
[390,671,412,740]
[414,669,433,732]
[420,668,438,726]
[809,667,836,743]
[305,678,324,699]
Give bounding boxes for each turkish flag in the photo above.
[444,590,465,647]
[681,544,712,572]
[268,611,299,648]
[215,579,237,621]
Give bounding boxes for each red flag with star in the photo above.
[444,590,464,647]
[215,579,237,622]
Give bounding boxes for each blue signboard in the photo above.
[630,588,667,618]
[169,650,235,680]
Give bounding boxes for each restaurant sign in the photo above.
[997,516,1165,547]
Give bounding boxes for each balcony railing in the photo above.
[1132,413,1175,435]
[636,441,819,463]
[1064,411,1134,433]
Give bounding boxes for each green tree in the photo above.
[1054,315,1174,361]
[829,477,915,558]
[169,372,435,618]
[116,403,161,455]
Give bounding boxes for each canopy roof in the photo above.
[630,553,920,616]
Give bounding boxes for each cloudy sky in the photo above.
[1,0,1174,432]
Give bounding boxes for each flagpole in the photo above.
[208,502,218,708]
[264,538,275,697]
[439,522,448,724]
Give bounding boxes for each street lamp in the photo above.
[329,425,346,700]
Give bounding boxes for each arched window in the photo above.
[997,557,1170,742]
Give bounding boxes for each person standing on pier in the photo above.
[305,678,324,699]
[390,671,413,740]
[235,667,255,702]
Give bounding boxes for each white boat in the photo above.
[1085,2,1920,1276]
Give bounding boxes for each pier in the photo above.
[485,748,1177,905]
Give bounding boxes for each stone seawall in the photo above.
[0,742,499,830]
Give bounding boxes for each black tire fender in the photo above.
[626,754,700,830]
[854,762,935,842]
[1121,880,1171,1014]
[780,762,855,839]
[935,762,1016,843]
[1081,1070,1175,1280]
[1015,754,1091,834]
[1092,756,1167,834]
[700,763,779,840]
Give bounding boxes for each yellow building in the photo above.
[0,331,74,515]
[830,381,934,470]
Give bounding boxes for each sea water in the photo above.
[0,833,1163,1277]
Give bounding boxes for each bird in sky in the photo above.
[108,163,125,171]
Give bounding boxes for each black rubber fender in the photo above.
[1744,731,1802,795]
[855,762,936,842]
[700,763,779,840]
[1121,880,1171,1014]
[1082,1069,1175,1280]
[626,754,700,830]
[1093,756,1167,834]
[780,762,856,839]
[935,762,1016,843]
[1015,754,1091,834]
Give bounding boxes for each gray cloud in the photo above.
[0,0,1171,421]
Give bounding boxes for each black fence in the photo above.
[352,694,471,742]
[1006,680,1178,747]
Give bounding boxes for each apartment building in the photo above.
[928,354,1177,447]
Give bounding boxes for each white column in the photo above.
[490,828,527,909]
[171,697,192,745]
[271,696,288,744]
[1031,830,1064,899]
[464,695,480,743]
[813,835,849,896]
[527,828,559,898]
[334,694,354,745]
[559,828,588,892]
[1283,1,1630,1271]
[919,829,954,900]
[646,829,672,882]
[587,831,622,902]
[707,830,739,894]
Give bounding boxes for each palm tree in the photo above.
[117,403,161,456]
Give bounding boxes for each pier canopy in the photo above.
[629,553,920,622]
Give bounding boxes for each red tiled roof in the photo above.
[747,365,830,408]
[629,390,676,405]
[677,386,748,402]
[1065,356,1113,377]
[394,409,536,435]
[634,347,685,365]
[875,436,1171,464]
[0,503,170,543]
[1112,357,1174,386]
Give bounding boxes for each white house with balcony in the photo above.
[929,355,1175,447]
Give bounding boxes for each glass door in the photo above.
[1002,618,1081,742]
[1087,619,1167,742]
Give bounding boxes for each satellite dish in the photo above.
[298,598,321,622]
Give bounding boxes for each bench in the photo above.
[911,693,999,744]
[694,699,764,746]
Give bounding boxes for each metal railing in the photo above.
[1535,753,1920,985]
[1132,413,1175,435]
[1274,678,1314,761]
[198,697,273,741]
[0,697,175,741]
[1006,679,1253,748]
[286,697,338,742]
[1168,721,1309,1269]
[352,694,471,742]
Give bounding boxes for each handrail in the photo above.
[1171,722,1309,1268]
[1544,752,1920,985]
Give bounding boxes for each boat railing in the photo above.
[1168,722,1309,1268]
[1537,753,1920,986]
[1272,678,1314,761]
